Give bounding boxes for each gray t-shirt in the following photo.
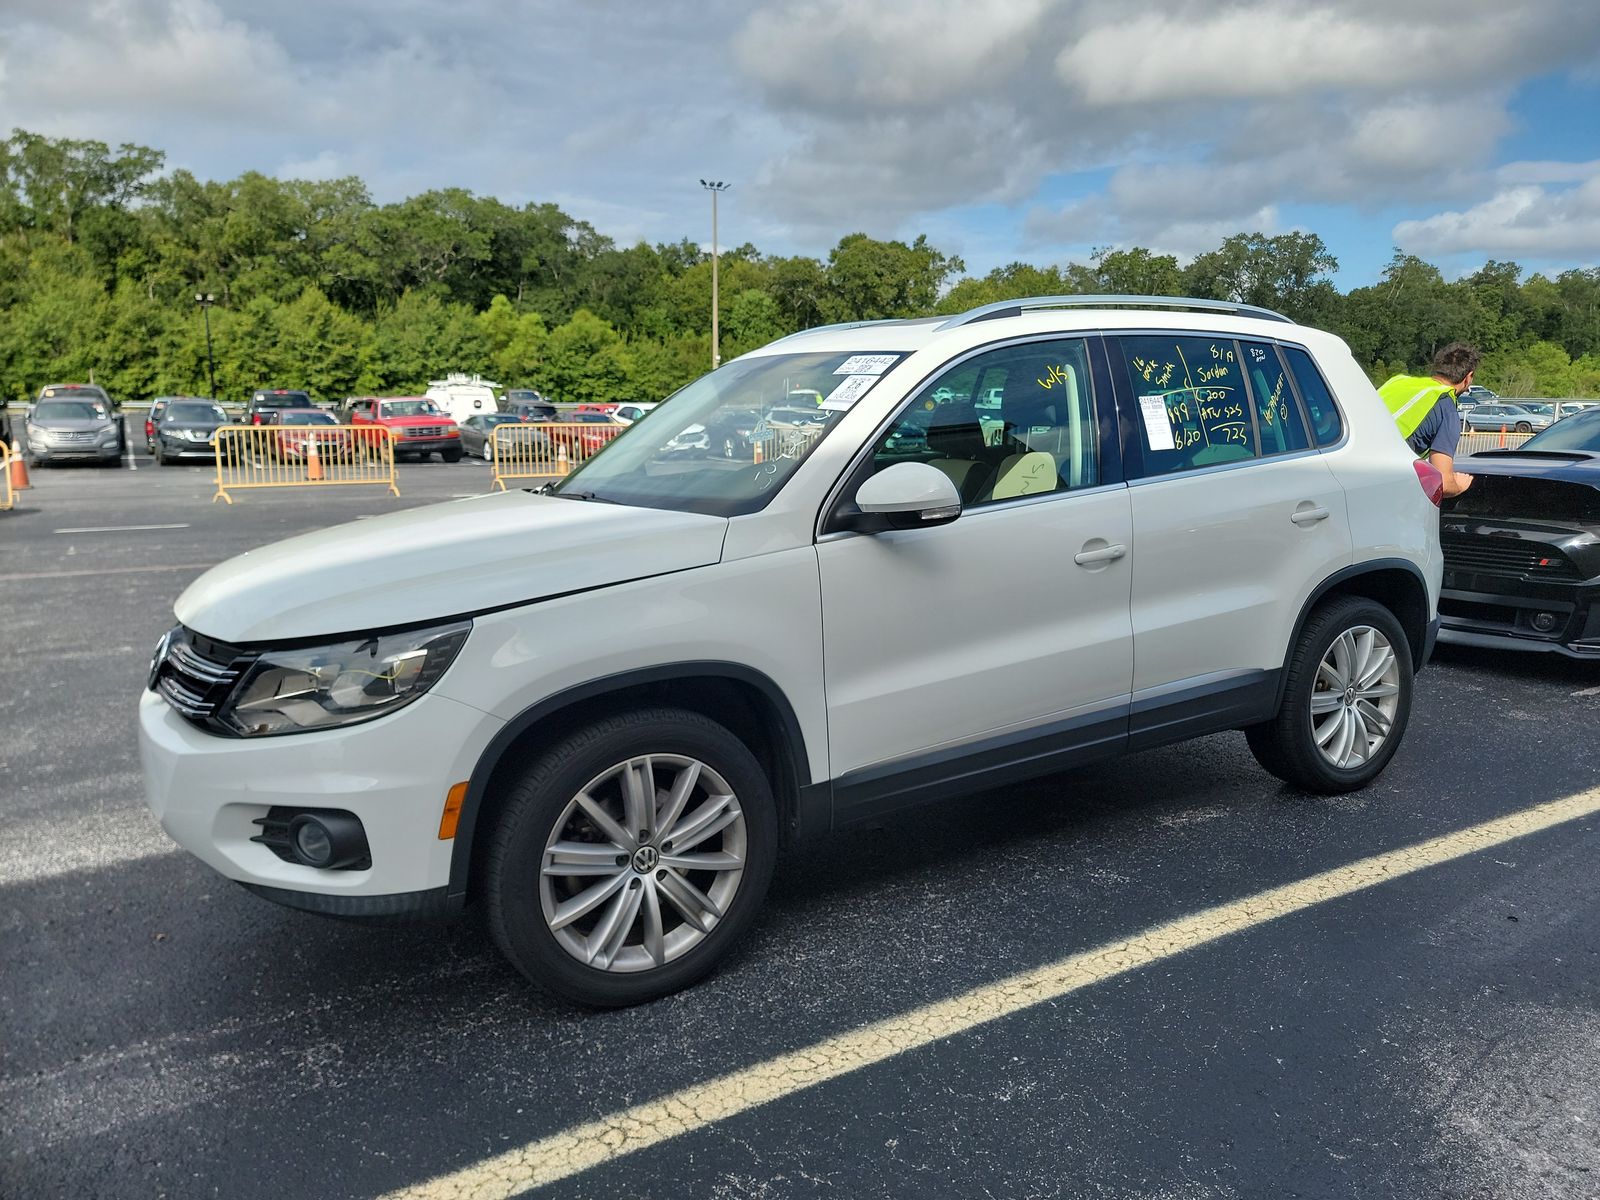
[1407,396,1461,459]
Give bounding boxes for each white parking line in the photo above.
[1572,685,1600,697]
[379,786,1600,1199]
[54,523,191,534]
[2,563,215,581]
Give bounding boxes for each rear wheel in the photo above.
[1246,596,1413,793]
[485,708,778,1007]
[1515,421,1532,433]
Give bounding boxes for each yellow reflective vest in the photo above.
[1378,374,1454,441]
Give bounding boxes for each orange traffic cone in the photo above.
[9,440,30,490]
[753,439,764,465]
[556,442,569,474]
[1498,423,1508,447]
[305,435,324,481]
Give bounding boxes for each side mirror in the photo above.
[840,462,962,533]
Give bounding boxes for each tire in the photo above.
[157,451,173,466]
[484,707,778,1007]
[1515,421,1532,434]
[443,448,463,463]
[1245,595,1413,794]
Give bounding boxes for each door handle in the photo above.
[1074,543,1127,565]
[1290,506,1330,525]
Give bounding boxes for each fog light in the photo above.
[286,812,369,870]
[1531,611,1560,633]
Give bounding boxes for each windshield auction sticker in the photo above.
[823,374,879,410]
[1138,394,1177,451]
[834,354,899,376]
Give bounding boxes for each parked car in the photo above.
[1462,403,1553,434]
[141,295,1442,1007]
[1439,408,1600,656]
[504,396,558,423]
[550,408,625,458]
[35,382,124,453]
[1461,384,1499,403]
[459,412,541,461]
[153,399,230,465]
[248,389,316,425]
[24,391,123,467]
[662,408,761,459]
[613,402,658,425]
[145,396,182,453]
[425,374,501,424]
[263,408,351,462]
[345,396,463,462]
[0,395,12,448]
[1556,399,1600,420]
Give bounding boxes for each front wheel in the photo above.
[1245,596,1413,793]
[484,708,778,1007]
[1515,421,1532,433]
[443,448,463,463]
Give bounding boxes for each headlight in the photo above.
[216,621,471,737]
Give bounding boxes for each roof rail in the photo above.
[766,315,946,347]
[936,294,1293,330]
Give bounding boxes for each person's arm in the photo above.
[1427,450,1473,496]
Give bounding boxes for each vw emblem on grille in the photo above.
[148,628,174,690]
[631,845,660,873]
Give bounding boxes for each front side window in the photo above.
[554,350,905,516]
[1120,334,1256,474]
[866,339,1098,505]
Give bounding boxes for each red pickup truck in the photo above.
[345,397,463,462]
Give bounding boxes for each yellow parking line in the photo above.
[381,786,1600,1200]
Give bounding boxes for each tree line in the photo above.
[3,129,1598,406]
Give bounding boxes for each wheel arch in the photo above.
[1275,559,1433,712]
[447,663,813,902]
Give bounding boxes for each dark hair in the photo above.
[1430,342,1482,384]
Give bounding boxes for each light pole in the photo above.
[195,293,217,399]
[699,180,729,369]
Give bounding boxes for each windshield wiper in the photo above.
[550,489,621,504]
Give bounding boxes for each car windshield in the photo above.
[260,392,312,406]
[167,403,226,422]
[1517,410,1600,452]
[380,400,441,417]
[553,350,906,516]
[33,400,106,421]
[280,410,336,425]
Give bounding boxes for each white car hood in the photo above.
[176,492,729,642]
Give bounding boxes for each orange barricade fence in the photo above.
[1458,429,1535,457]
[0,443,14,511]
[490,422,626,490]
[212,424,399,504]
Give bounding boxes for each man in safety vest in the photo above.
[1377,342,1480,498]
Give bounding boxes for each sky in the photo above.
[2,0,1600,290]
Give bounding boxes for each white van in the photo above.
[424,374,501,424]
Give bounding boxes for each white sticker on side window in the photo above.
[1139,394,1177,451]
[823,374,878,410]
[834,354,898,376]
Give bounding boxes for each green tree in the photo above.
[822,233,964,321]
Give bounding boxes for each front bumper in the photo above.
[138,687,504,901]
[392,437,461,454]
[31,441,120,462]
[159,438,217,459]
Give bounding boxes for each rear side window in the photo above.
[1119,334,1255,474]
[1241,342,1311,456]
[1281,346,1343,446]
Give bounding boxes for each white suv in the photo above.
[140,296,1444,1006]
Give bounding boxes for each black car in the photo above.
[1439,408,1600,657]
[155,399,230,465]
[248,389,316,425]
[504,390,558,423]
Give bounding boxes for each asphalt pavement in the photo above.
[2,454,1598,1199]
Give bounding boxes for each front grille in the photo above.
[50,430,97,444]
[1442,534,1579,581]
[153,629,251,725]
[403,425,448,438]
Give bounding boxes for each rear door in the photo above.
[817,336,1134,819]
[1109,333,1353,743]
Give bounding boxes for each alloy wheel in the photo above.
[1310,625,1400,769]
[538,754,748,973]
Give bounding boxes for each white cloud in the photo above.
[1394,173,1600,259]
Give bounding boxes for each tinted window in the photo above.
[1120,334,1255,474]
[1519,409,1600,452]
[1241,342,1310,455]
[869,338,1098,505]
[1281,346,1343,446]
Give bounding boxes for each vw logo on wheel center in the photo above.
[632,845,660,873]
